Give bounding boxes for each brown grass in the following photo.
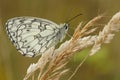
[23,11,120,80]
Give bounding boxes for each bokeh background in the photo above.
[0,0,120,80]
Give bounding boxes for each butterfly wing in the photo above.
[6,17,61,57]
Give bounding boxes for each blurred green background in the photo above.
[0,0,120,80]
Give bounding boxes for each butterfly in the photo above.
[6,17,68,57]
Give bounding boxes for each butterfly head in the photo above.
[58,23,69,42]
[60,23,68,31]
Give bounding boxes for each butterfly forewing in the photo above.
[6,17,67,57]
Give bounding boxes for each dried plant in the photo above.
[23,11,120,80]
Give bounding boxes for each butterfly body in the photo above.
[6,17,68,57]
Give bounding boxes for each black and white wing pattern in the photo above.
[6,17,68,57]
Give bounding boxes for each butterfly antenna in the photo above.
[66,13,82,23]
[65,13,82,38]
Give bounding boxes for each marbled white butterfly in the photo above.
[6,17,68,57]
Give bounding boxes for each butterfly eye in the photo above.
[64,24,68,30]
